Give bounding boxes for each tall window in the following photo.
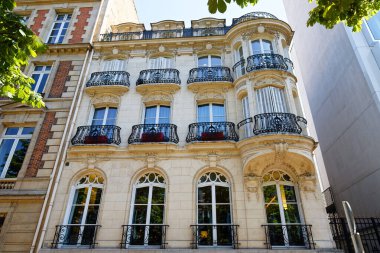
[197,171,232,246]
[101,59,127,71]
[234,46,245,77]
[149,57,173,69]
[198,56,221,67]
[0,127,34,178]
[31,65,51,94]
[197,104,225,123]
[241,96,252,137]
[251,39,273,54]
[91,107,118,126]
[62,174,103,246]
[263,170,304,247]
[144,106,170,124]
[128,172,166,247]
[47,14,72,44]
[256,86,288,113]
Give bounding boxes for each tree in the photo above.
[0,0,46,108]
[207,0,380,31]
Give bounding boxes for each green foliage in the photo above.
[0,0,46,108]
[207,0,380,31]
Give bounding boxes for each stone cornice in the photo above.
[45,43,91,55]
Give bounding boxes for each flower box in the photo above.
[141,132,165,142]
[201,131,224,141]
[84,135,108,144]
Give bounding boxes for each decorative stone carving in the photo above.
[91,93,120,107]
[298,175,316,192]
[244,173,260,193]
[195,90,225,103]
[274,142,288,163]
[146,153,157,169]
[142,92,173,106]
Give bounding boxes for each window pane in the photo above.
[85,206,99,224]
[263,185,278,203]
[21,127,34,135]
[105,108,117,125]
[215,186,230,203]
[68,206,85,224]
[198,205,212,224]
[210,56,221,67]
[5,128,19,135]
[158,106,170,124]
[5,139,30,178]
[34,66,43,71]
[367,12,380,40]
[89,188,102,204]
[144,106,157,124]
[197,104,210,122]
[135,187,149,204]
[92,108,106,125]
[132,205,147,224]
[198,57,208,67]
[150,205,164,224]
[152,187,165,204]
[252,40,261,54]
[284,204,301,223]
[198,186,212,203]
[280,185,297,202]
[216,204,231,223]
[0,139,15,176]
[37,74,49,93]
[262,40,273,54]
[212,104,225,122]
[265,203,281,223]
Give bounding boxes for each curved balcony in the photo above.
[71,125,121,145]
[246,54,293,73]
[186,122,239,143]
[232,12,278,26]
[187,67,233,91]
[237,113,307,138]
[85,71,130,95]
[128,124,179,144]
[136,69,181,93]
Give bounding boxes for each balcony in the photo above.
[186,122,239,143]
[190,224,239,248]
[120,225,169,249]
[85,71,130,95]
[237,113,307,138]
[246,54,293,73]
[187,67,233,91]
[136,69,181,93]
[262,224,315,249]
[51,224,101,249]
[71,125,121,146]
[128,124,179,144]
[232,59,246,79]
[231,12,278,26]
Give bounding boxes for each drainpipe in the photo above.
[30,1,106,252]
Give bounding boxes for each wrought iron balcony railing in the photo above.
[232,59,246,79]
[51,224,101,248]
[246,54,293,72]
[262,224,315,249]
[71,125,121,145]
[186,122,239,142]
[128,124,179,144]
[86,71,130,87]
[231,12,278,26]
[187,67,233,84]
[323,187,337,214]
[237,113,307,137]
[190,224,239,248]
[136,69,181,85]
[120,225,169,249]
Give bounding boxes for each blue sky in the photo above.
[135,0,287,29]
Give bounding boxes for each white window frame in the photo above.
[47,13,72,44]
[90,107,118,126]
[143,105,171,124]
[251,39,274,55]
[31,65,51,94]
[127,173,166,248]
[197,55,222,67]
[196,172,232,247]
[197,103,226,123]
[0,127,33,178]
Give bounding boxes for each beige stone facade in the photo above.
[36,12,335,252]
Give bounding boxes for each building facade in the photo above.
[0,1,137,252]
[283,0,380,217]
[34,11,335,252]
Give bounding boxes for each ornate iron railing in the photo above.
[136,69,181,85]
[262,224,315,249]
[86,71,130,87]
[120,225,169,249]
[237,113,307,136]
[187,67,233,84]
[51,224,101,248]
[323,187,336,214]
[190,224,239,248]
[128,124,179,144]
[232,59,246,79]
[231,12,278,26]
[100,27,230,42]
[246,54,293,72]
[186,122,239,142]
[71,125,121,145]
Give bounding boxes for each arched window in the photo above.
[255,86,288,113]
[196,171,233,246]
[262,170,305,247]
[61,174,104,246]
[127,172,166,247]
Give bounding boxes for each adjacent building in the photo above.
[34,11,335,252]
[0,0,137,252]
[283,0,380,217]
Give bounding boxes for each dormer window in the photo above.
[251,39,273,54]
